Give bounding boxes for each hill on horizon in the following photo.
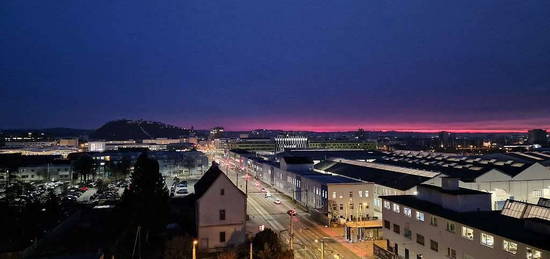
[90,119,190,140]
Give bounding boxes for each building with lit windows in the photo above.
[274,136,308,152]
[380,178,550,259]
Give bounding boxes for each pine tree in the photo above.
[124,152,169,242]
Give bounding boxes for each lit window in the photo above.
[430,216,438,226]
[404,207,412,217]
[365,190,369,197]
[480,233,494,247]
[503,240,517,254]
[333,192,336,199]
[416,211,425,221]
[383,201,391,209]
[393,204,400,213]
[526,247,542,259]
[358,191,363,197]
[462,227,474,240]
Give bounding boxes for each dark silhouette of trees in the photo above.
[109,156,132,179]
[73,155,95,182]
[123,152,169,242]
[252,228,294,259]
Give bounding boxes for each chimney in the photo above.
[441,177,459,191]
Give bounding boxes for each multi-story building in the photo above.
[227,138,275,152]
[381,178,550,259]
[226,150,376,227]
[315,158,439,218]
[274,136,308,152]
[528,129,548,146]
[194,164,246,251]
[308,140,377,150]
[209,127,225,140]
[376,150,550,209]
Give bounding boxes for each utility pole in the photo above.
[287,209,296,250]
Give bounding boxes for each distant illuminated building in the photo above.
[209,127,225,140]
[274,135,308,152]
[528,129,548,146]
[438,131,457,149]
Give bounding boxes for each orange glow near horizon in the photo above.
[201,120,550,133]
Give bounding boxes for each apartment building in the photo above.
[381,178,550,259]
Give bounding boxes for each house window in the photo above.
[430,216,438,226]
[219,232,226,242]
[339,204,343,210]
[430,240,438,252]
[526,247,542,259]
[461,227,474,240]
[404,229,412,239]
[393,224,400,234]
[503,240,517,254]
[404,207,412,217]
[220,189,225,195]
[219,210,226,220]
[393,204,400,213]
[349,192,353,198]
[383,201,391,209]
[447,248,456,259]
[446,222,456,233]
[384,220,391,229]
[480,233,494,248]
[359,191,363,197]
[333,192,336,199]
[365,190,369,197]
[416,234,425,245]
[349,203,354,210]
[416,211,424,221]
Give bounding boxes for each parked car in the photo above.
[274,199,281,204]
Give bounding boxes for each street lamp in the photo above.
[315,237,329,259]
[192,240,198,259]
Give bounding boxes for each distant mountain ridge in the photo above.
[90,119,190,140]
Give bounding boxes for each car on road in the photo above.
[261,187,266,192]
[274,199,281,204]
[265,192,272,198]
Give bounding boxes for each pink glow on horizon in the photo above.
[183,118,550,133]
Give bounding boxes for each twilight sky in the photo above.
[1,0,550,132]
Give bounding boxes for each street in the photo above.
[220,162,362,259]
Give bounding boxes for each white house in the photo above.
[193,163,247,251]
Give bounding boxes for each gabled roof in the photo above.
[193,164,245,199]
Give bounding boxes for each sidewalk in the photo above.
[315,226,378,259]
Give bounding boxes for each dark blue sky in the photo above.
[1,0,550,131]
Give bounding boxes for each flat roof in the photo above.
[380,195,550,251]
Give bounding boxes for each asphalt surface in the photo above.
[222,165,361,259]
